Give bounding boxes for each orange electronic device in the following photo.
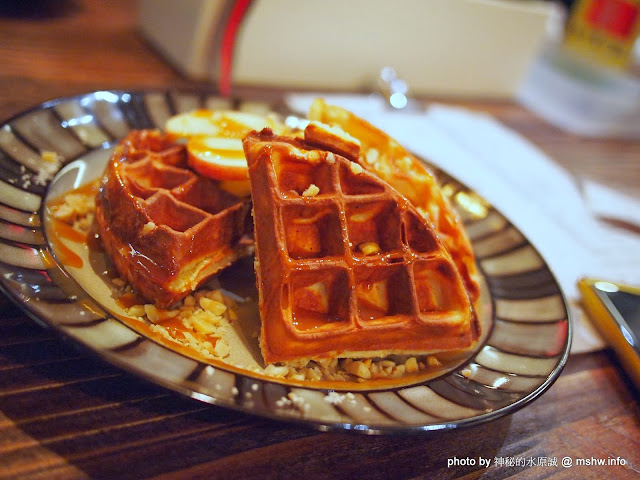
[578,278,640,390]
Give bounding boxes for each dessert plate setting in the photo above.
[0,89,571,434]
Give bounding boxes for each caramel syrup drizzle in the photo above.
[46,181,100,269]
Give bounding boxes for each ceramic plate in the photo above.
[0,90,571,434]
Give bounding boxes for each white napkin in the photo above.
[287,94,640,354]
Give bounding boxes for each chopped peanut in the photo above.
[214,339,231,357]
[302,183,320,197]
[427,355,442,367]
[41,150,59,163]
[306,151,322,163]
[126,305,145,317]
[396,155,413,172]
[404,357,419,373]
[264,364,289,377]
[141,221,156,235]
[344,360,372,379]
[199,296,227,315]
[358,242,381,256]
[144,304,160,323]
[51,193,95,222]
[192,316,216,335]
[208,289,226,303]
[349,162,363,175]
[365,148,379,165]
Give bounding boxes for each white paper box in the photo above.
[139,0,555,98]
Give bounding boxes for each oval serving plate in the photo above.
[0,90,571,434]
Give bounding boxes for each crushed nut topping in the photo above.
[141,221,156,235]
[302,183,320,197]
[349,162,363,175]
[365,148,379,165]
[325,152,336,164]
[53,179,450,383]
[358,242,381,256]
[396,155,413,172]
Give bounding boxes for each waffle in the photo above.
[95,130,252,308]
[308,99,480,302]
[243,127,479,365]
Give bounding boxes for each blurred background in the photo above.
[135,0,640,138]
[0,0,639,137]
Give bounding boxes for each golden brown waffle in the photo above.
[96,130,252,308]
[308,99,480,303]
[243,128,479,365]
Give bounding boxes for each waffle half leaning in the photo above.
[243,127,479,365]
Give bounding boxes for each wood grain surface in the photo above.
[0,1,638,479]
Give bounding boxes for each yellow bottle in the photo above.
[563,0,640,69]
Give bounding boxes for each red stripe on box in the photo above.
[219,0,253,96]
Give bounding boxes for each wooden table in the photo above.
[1,1,638,478]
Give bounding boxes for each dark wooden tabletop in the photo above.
[1,1,639,479]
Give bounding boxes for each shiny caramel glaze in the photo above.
[44,172,486,389]
[47,219,84,268]
[95,130,253,308]
[309,99,480,303]
[244,128,479,365]
[46,181,99,269]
